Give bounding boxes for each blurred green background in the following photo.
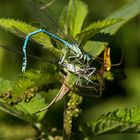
[0,0,140,139]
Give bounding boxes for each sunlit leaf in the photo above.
[83,41,107,59]
[0,18,59,55]
[60,0,88,37]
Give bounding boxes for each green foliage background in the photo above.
[0,0,139,139]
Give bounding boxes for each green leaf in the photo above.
[83,41,107,59]
[83,0,140,58]
[0,102,36,123]
[0,18,59,55]
[13,66,57,94]
[0,66,59,122]
[0,87,46,122]
[0,78,13,92]
[102,0,140,34]
[60,0,88,37]
[11,66,57,103]
[78,18,121,44]
[81,107,140,136]
[16,93,46,120]
[65,73,78,88]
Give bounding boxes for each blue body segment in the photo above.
[22,29,92,72]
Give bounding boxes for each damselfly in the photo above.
[0,43,96,86]
[21,0,96,85]
[22,29,92,72]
